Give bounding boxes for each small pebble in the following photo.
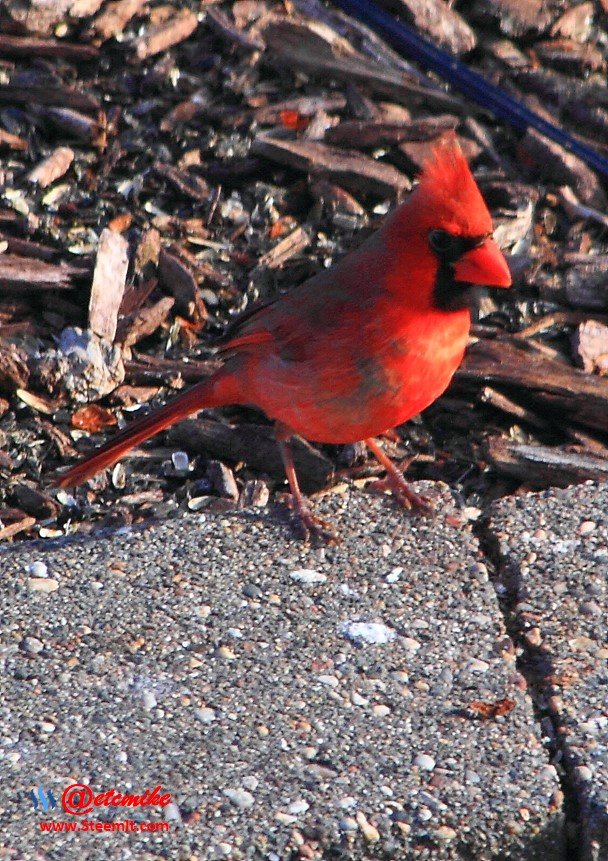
[578,520,596,535]
[575,765,593,782]
[28,578,59,593]
[434,825,457,841]
[318,675,339,687]
[27,561,48,578]
[171,451,190,473]
[287,799,309,815]
[21,637,44,655]
[418,806,433,822]
[142,690,157,710]
[465,658,490,673]
[372,704,391,717]
[413,753,435,771]
[290,569,327,585]
[341,621,396,646]
[224,788,254,809]
[195,707,217,724]
[356,811,380,843]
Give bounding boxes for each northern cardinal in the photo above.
[53,134,511,538]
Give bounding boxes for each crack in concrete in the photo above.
[475,515,580,860]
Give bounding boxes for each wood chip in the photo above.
[262,19,463,112]
[0,255,79,291]
[0,84,100,112]
[251,135,410,198]
[158,249,207,322]
[0,341,30,392]
[379,0,476,54]
[0,34,98,60]
[153,162,209,202]
[486,437,608,488]
[91,0,148,43]
[256,227,311,269]
[325,115,458,148]
[28,147,75,188]
[133,9,198,60]
[0,517,36,542]
[205,6,265,51]
[168,418,333,491]
[0,128,28,151]
[458,339,608,434]
[88,228,130,342]
[117,296,175,347]
[518,129,606,208]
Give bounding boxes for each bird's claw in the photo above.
[283,495,340,543]
[368,476,435,517]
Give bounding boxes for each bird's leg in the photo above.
[365,437,434,516]
[276,425,338,542]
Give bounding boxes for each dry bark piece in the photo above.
[486,437,608,488]
[16,388,62,415]
[28,147,74,188]
[550,2,594,41]
[468,0,553,37]
[117,296,176,348]
[325,115,458,148]
[534,39,605,75]
[11,484,59,518]
[563,261,608,310]
[168,418,333,492]
[0,84,100,112]
[133,8,198,60]
[376,0,476,54]
[256,227,311,270]
[0,517,36,541]
[0,341,30,392]
[36,106,104,144]
[0,254,79,291]
[0,128,28,151]
[206,460,240,501]
[251,136,410,199]
[205,6,265,51]
[88,228,130,343]
[262,19,462,112]
[457,339,608,434]
[153,162,209,202]
[517,129,605,208]
[558,186,608,230]
[71,404,118,432]
[158,249,207,322]
[0,34,98,60]
[572,321,608,375]
[91,0,148,43]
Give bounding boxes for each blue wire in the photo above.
[333,0,608,180]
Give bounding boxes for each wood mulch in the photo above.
[1,0,608,541]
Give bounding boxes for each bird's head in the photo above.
[387,132,512,311]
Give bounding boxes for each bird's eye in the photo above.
[429,229,458,255]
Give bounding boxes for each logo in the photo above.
[30,786,57,812]
[61,783,172,816]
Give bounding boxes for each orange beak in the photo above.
[453,237,511,288]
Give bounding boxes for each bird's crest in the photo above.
[413,132,492,234]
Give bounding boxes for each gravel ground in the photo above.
[0,486,563,860]
[489,482,608,861]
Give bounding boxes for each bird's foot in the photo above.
[368,473,434,516]
[283,495,340,543]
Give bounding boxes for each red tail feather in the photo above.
[53,372,240,488]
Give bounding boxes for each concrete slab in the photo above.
[489,482,608,861]
[0,488,563,859]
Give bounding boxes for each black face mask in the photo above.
[429,229,487,312]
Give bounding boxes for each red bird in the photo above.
[54,135,511,538]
